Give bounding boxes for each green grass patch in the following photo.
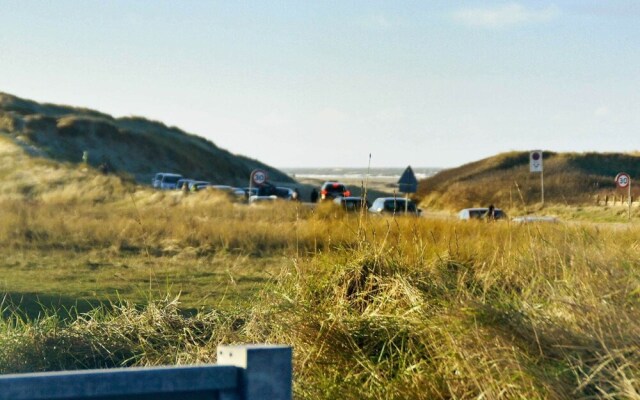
[0,138,639,398]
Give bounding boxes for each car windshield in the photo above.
[384,200,416,212]
[467,209,504,219]
[469,210,486,219]
[344,199,367,210]
[163,175,181,183]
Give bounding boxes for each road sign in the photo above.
[530,151,543,173]
[251,169,267,185]
[615,172,632,220]
[398,166,418,193]
[615,172,630,189]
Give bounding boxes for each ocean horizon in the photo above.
[280,167,441,181]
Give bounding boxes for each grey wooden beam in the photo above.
[0,364,239,400]
[217,345,292,400]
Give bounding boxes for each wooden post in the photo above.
[541,169,545,207]
[628,180,632,220]
[218,345,292,400]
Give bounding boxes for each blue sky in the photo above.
[1,1,638,168]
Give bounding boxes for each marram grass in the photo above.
[0,157,638,398]
[1,202,638,398]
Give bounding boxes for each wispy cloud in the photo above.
[453,3,560,29]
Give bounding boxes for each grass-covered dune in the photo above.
[0,92,293,186]
[0,140,639,399]
[417,151,640,209]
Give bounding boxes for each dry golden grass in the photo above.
[0,139,639,399]
[1,91,294,185]
[3,212,638,398]
[249,220,640,399]
[418,151,640,210]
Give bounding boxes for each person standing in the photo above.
[310,188,319,203]
[484,204,496,221]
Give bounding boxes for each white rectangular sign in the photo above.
[530,150,543,173]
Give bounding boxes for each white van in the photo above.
[152,173,183,190]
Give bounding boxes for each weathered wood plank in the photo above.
[218,345,292,400]
[0,364,239,400]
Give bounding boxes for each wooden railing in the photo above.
[594,194,638,206]
[0,344,292,400]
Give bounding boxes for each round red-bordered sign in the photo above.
[615,172,630,189]
[251,169,267,185]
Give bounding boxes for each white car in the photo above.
[458,208,507,220]
[249,195,278,204]
[152,173,183,190]
[369,197,421,216]
[512,216,558,223]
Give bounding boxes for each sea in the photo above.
[280,167,440,181]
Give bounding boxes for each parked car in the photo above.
[211,185,235,193]
[512,216,558,223]
[458,208,507,220]
[188,181,211,191]
[152,173,183,190]
[257,183,278,197]
[175,178,194,191]
[369,197,421,216]
[275,187,295,200]
[249,195,278,204]
[233,187,248,197]
[333,196,370,212]
[320,181,351,201]
[243,187,259,197]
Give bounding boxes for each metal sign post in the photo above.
[530,151,544,207]
[397,166,418,214]
[615,172,631,220]
[249,169,267,202]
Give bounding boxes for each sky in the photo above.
[1,1,639,168]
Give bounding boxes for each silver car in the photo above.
[458,208,507,220]
[152,173,183,190]
[369,197,421,216]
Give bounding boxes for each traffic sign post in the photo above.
[249,169,268,202]
[251,169,267,185]
[615,172,631,220]
[398,166,418,213]
[530,151,544,207]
